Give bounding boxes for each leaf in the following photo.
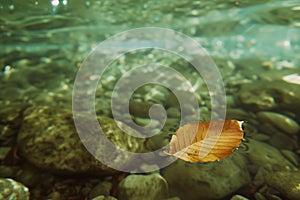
[164,120,244,162]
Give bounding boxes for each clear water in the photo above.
[1,0,300,63]
[1,0,300,199]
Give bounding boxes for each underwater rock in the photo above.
[89,179,113,199]
[145,132,170,151]
[268,132,297,150]
[0,178,29,200]
[264,194,282,200]
[0,104,26,145]
[0,103,26,124]
[17,106,145,176]
[164,197,181,200]
[0,147,11,161]
[253,165,273,187]
[133,117,161,129]
[92,196,118,200]
[0,165,20,178]
[236,81,300,117]
[257,111,299,135]
[161,153,251,200]
[165,92,180,108]
[242,139,295,173]
[118,173,168,200]
[40,178,105,200]
[254,192,267,200]
[280,150,299,167]
[265,171,300,200]
[145,118,180,151]
[230,194,249,200]
[166,107,181,118]
[14,163,56,189]
[95,97,113,117]
[251,133,270,142]
[144,85,170,104]
[129,101,155,118]
[226,108,249,121]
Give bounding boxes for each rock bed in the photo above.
[1,53,300,200]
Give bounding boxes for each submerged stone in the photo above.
[266,171,300,200]
[118,173,168,200]
[89,179,113,199]
[257,111,299,135]
[129,101,155,118]
[0,147,11,161]
[268,132,297,150]
[0,178,29,200]
[161,153,251,200]
[17,106,145,176]
[92,196,117,200]
[236,81,300,117]
[0,103,26,124]
[230,194,249,200]
[166,107,181,118]
[242,139,295,172]
[280,150,299,167]
[0,104,26,146]
[251,133,270,142]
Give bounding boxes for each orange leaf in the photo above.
[164,120,244,162]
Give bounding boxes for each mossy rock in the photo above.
[17,106,145,176]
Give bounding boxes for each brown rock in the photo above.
[266,171,300,200]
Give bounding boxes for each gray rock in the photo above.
[133,117,161,131]
[17,106,145,176]
[265,171,300,200]
[161,153,251,200]
[226,108,249,121]
[257,111,299,135]
[147,86,170,103]
[269,132,297,150]
[145,132,170,151]
[251,133,270,142]
[165,92,180,108]
[0,147,11,161]
[226,95,236,107]
[118,173,168,200]
[134,117,152,126]
[89,180,113,199]
[242,139,295,172]
[166,107,180,118]
[0,165,20,178]
[235,81,300,118]
[236,83,275,111]
[92,195,118,200]
[253,165,273,187]
[15,163,54,188]
[0,104,26,146]
[230,194,249,200]
[129,101,154,118]
[264,194,282,200]
[145,118,179,151]
[256,122,281,136]
[254,192,267,200]
[164,197,181,200]
[0,103,25,124]
[280,150,299,167]
[0,178,29,200]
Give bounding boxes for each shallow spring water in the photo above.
[1,0,300,200]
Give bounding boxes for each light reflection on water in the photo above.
[1,0,300,66]
[0,2,300,199]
